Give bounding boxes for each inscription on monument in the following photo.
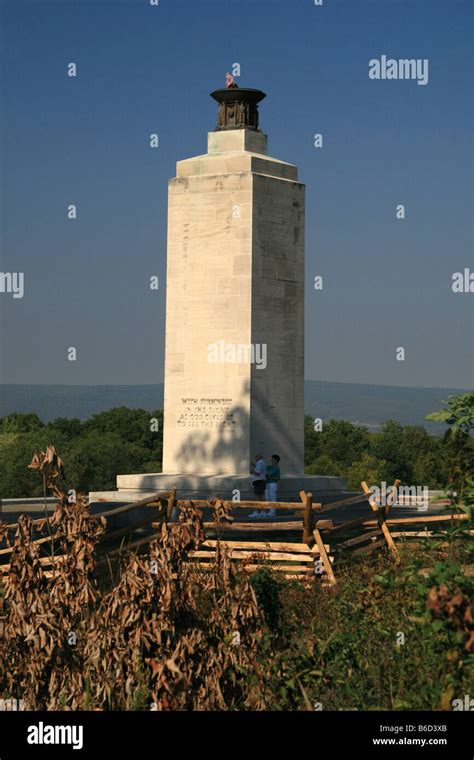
[177,398,236,429]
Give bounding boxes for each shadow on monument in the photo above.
[98,377,347,505]
[173,389,251,476]
[167,375,305,480]
[250,376,303,475]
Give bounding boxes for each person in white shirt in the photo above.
[264,454,280,518]
[249,453,266,518]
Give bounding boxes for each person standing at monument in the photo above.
[249,453,267,518]
[265,455,280,515]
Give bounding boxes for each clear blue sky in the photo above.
[0,0,472,388]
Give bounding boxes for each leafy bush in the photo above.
[251,567,282,632]
[1,491,472,710]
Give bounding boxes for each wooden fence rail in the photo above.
[1,479,470,586]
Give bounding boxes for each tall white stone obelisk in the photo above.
[162,88,304,477]
[91,85,345,501]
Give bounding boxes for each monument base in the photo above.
[89,473,347,504]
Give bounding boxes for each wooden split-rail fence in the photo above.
[0,482,471,588]
[314,481,471,566]
[0,489,336,587]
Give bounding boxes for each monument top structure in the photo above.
[210,87,266,132]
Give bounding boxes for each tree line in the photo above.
[0,392,472,498]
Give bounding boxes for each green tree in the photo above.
[304,414,323,466]
[319,420,370,468]
[426,392,474,496]
[426,391,474,434]
[82,407,162,453]
[0,412,44,433]
[346,452,388,491]
[65,431,152,493]
[411,449,446,488]
[305,454,343,477]
[304,417,370,470]
[399,425,439,462]
[370,421,412,482]
[0,432,56,498]
[46,417,82,440]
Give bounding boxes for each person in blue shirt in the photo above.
[264,455,280,517]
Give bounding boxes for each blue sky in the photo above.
[0,0,472,388]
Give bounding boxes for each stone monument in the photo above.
[90,84,345,502]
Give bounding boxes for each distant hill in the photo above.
[0,381,468,433]
[303,381,469,433]
[0,385,165,423]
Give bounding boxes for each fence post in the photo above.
[361,481,399,563]
[385,478,401,517]
[301,491,313,545]
[312,528,337,587]
[166,487,177,521]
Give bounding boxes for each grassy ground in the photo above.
[1,513,472,711]
[245,537,474,710]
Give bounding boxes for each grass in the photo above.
[244,539,474,710]
[2,500,472,711]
